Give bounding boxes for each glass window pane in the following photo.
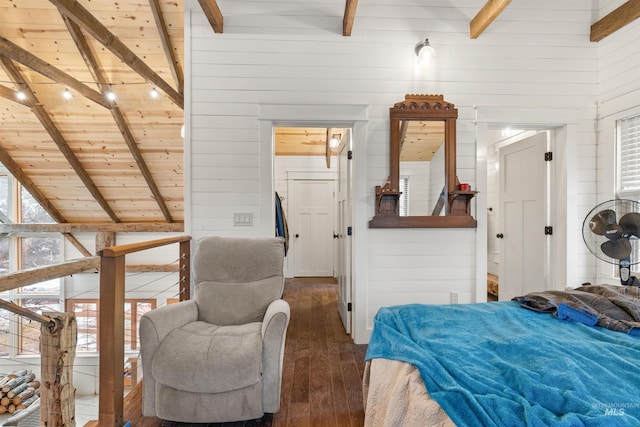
[0,310,10,356]
[19,236,62,293]
[0,175,8,219]
[19,298,60,354]
[70,301,98,352]
[0,238,8,276]
[20,187,53,223]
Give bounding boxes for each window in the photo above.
[0,171,63,355]
[399,177,409,216]
[617,113,640,272]
[618,113,640,196]
[67,299,156,352]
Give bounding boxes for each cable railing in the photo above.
[0,235,192,426]
[96,235,191,426]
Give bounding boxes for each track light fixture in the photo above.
[415,38,435,66]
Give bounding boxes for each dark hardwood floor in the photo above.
[120,277,367,427]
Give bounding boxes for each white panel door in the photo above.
[498,132,548,301]
[337,135,352,333]
[292,180,335,277]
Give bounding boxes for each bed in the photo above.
[363,284,640,426]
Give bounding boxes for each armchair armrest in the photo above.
[261,299,290,413]
[139,300,198,416]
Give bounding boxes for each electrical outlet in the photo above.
[450,291,459,304]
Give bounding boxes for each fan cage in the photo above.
[582,199,640,266]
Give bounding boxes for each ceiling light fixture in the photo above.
[415,38,435,66]
[105,87,116,102]
[16,91,26,101]
[329,133,341,148]
[63,88,72,100]
[150,87,159,99]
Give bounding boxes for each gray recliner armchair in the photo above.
[139,236,290,423]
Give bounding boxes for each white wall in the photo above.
[594,10,640,283]
[187,0,608,343]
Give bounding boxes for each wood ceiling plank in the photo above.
[0,56,121,223]
[0,35,111,109]
[470,0,512,39]
[149,0,184,94]
[198,0,224,33]
[343,0,359,37]
[50,0,184,109]
[63,16,174,222]
[590,0,640,42]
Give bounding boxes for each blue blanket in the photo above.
[365,302,640,426]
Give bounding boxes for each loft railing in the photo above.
[0,256,100,426]
[0,235,191,426]
[97,235,191,426]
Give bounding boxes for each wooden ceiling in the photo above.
[0,0,183,226]
[0,0,637,230]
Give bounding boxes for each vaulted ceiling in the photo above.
[0,0,183,225]
[0,0,637,229]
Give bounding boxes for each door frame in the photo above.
[258,103,369,342]
[475,106,583,302]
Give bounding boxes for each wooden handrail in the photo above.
[98,235,191,258]
[0,257,99,293]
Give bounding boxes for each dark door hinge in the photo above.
[545,152,553,161]
[347,302,352,312]
[347,226,353,236]
[347,150,353,160]
[545,226,553,235]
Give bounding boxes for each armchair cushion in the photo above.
[195,278,282,325]
[151,321,263,394]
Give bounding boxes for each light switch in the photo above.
[233,213,253,226]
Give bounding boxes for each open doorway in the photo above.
[486,128,553,301]
[273,126,354,333]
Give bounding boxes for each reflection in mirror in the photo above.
[399,120,445,216]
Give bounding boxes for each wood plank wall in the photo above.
[187,0,614,343]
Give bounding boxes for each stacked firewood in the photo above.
[0,370,40,415]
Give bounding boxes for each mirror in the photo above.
[369,94,477,228]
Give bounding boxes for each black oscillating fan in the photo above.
[582,199,640,286]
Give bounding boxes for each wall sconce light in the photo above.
[329,133,341,148]
[415,38,435,66]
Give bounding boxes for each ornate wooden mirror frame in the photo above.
[369,94,477,228]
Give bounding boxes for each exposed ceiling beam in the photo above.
[0,84,30,107]
[0,57,121,223]
[149,0,184,94]
[590,0,640,42]
[63,16,174,222]
[470,0,512,39]
[0,223,184,233]
[0,144,66,224]
[343,0,359,36]
[198,0,224,33]
[50,0,184,109]
[0,35,111,109]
